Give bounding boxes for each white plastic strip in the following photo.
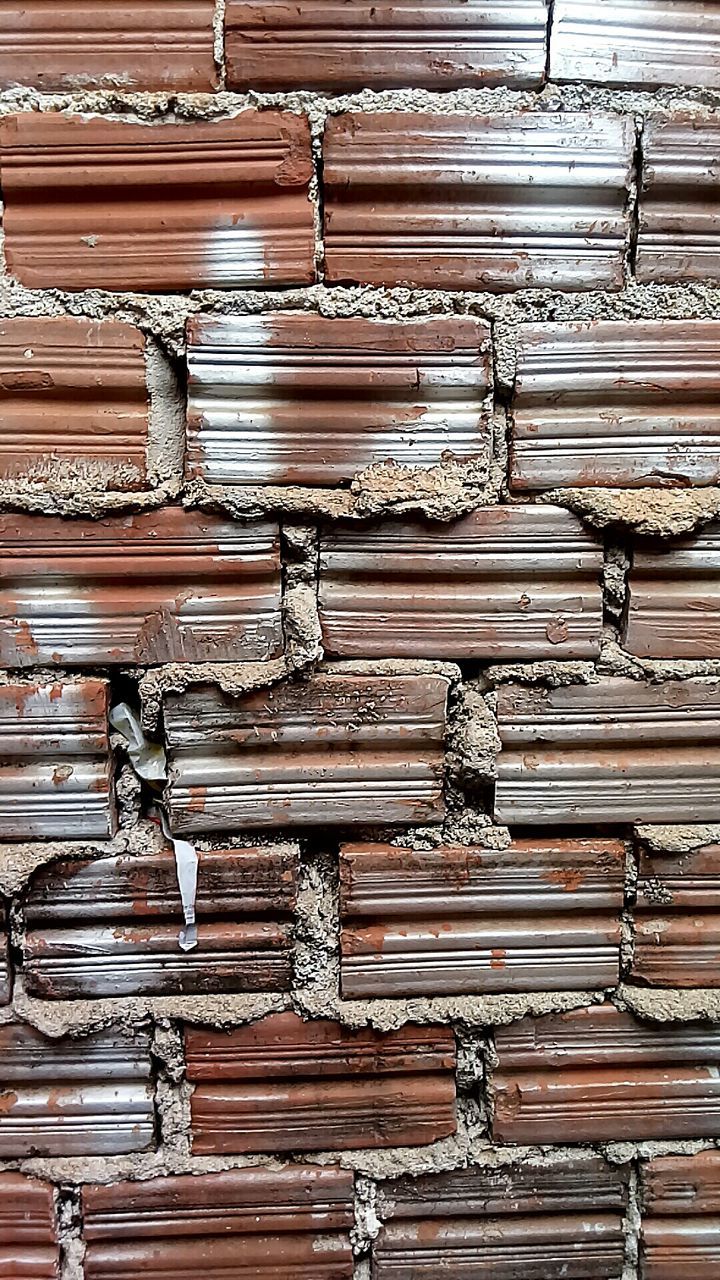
[161,809,199,952]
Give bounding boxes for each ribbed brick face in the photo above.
[2,6,720,1280]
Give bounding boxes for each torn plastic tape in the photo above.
[109,702,167,783]
[161,809,199,952]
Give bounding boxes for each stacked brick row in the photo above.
[3,3,720,1280]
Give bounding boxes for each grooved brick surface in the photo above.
[0,1,217,91]
[82,1166,355,1280]
[185,1012,457,1153]
[186,313,492,485]
[0,317,150,491]
[0,112,315,292]
[323,112,634,291]
[225,0,548,91]
[0,1173,58,1279]
[339,839,624,996]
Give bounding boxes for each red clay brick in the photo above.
[0,317,150,492]
[340,839,624,997]
[0,509,283,666]
[0,1022,154,1157]
[0,112,314,292]
[225,0,547,91]
[550,0,720,88]
[495,677,720,826]
[0,1,216,91]
[638,119,720,284]
[319,506,604,660]
[626,526,720,658]
[511,320,720,489]
[494,1004,720,1143]
[23,845,297,1000]
[640,1150,720,1278]
[83,1165,354,1280]
[323,112,634,291]
[373,1156,629,1279]
[186,313,492,486]
[185,1012,457,1153]
[0,1172,58,1280]
[633,843,720,988]
[0,678,114,840]
[163,672,450,833]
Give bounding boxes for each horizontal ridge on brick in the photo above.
[340,839,624,997]
[22,844,298,1000]
[0,112,314,292]
[511,319,720,489]
[82,1165,355,1280]
[633,842,720,989]
[549,0,720,88]
[494,676,720,826]
[0,1023,154,1157]
[0,1,216,91]
[0,678,114,839]
[626,523,720,658]
[641,1151,720,1278]
[0,1173,58,1280]
[185,1012,457,1153]
[494,1004,720,1142]
[225,0,548,90]
[0,509,283,666]
[163,671,450,832]
[0,317,151,492]
[638,118,720,284]
[323,112,634,291]
[186,313,491,486]
[319,505,604,660]
[373,1156,629,1279]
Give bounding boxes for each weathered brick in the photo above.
[494,1004,720,1142]
[550,0,720,88]
[373,1156,629,1279]
[640,1151,720,1278]
[0,510,283,666]
[340,839,624,997]
[82,1165,355,1280]
[495,677,720,826]
[186,313,492,486]
[626,525,720,658]
[633,844,720,988]
[164,672,450,833]
[0,318,151,492]
[319,506,604,660]
[185,1012,457,1153]
[0,1,216,91]
[0,112,314,292]
[638,119,720,284]
[511,320,720,489]
[0,1172,58,1280]
[0,678,114,840]
[0,1022,154,1157]
[323,112,634,291]
[23,845,297,999]
[225,0,548,91]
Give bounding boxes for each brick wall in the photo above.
[2,5,720,1278]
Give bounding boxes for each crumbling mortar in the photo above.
[4,81,720,123]
[144,335,187,488]
[620,843,639,978]
[625,115,645,283]
[212,0,227,92]
[57,1185,85,1280]
[621,1164,641,1280]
